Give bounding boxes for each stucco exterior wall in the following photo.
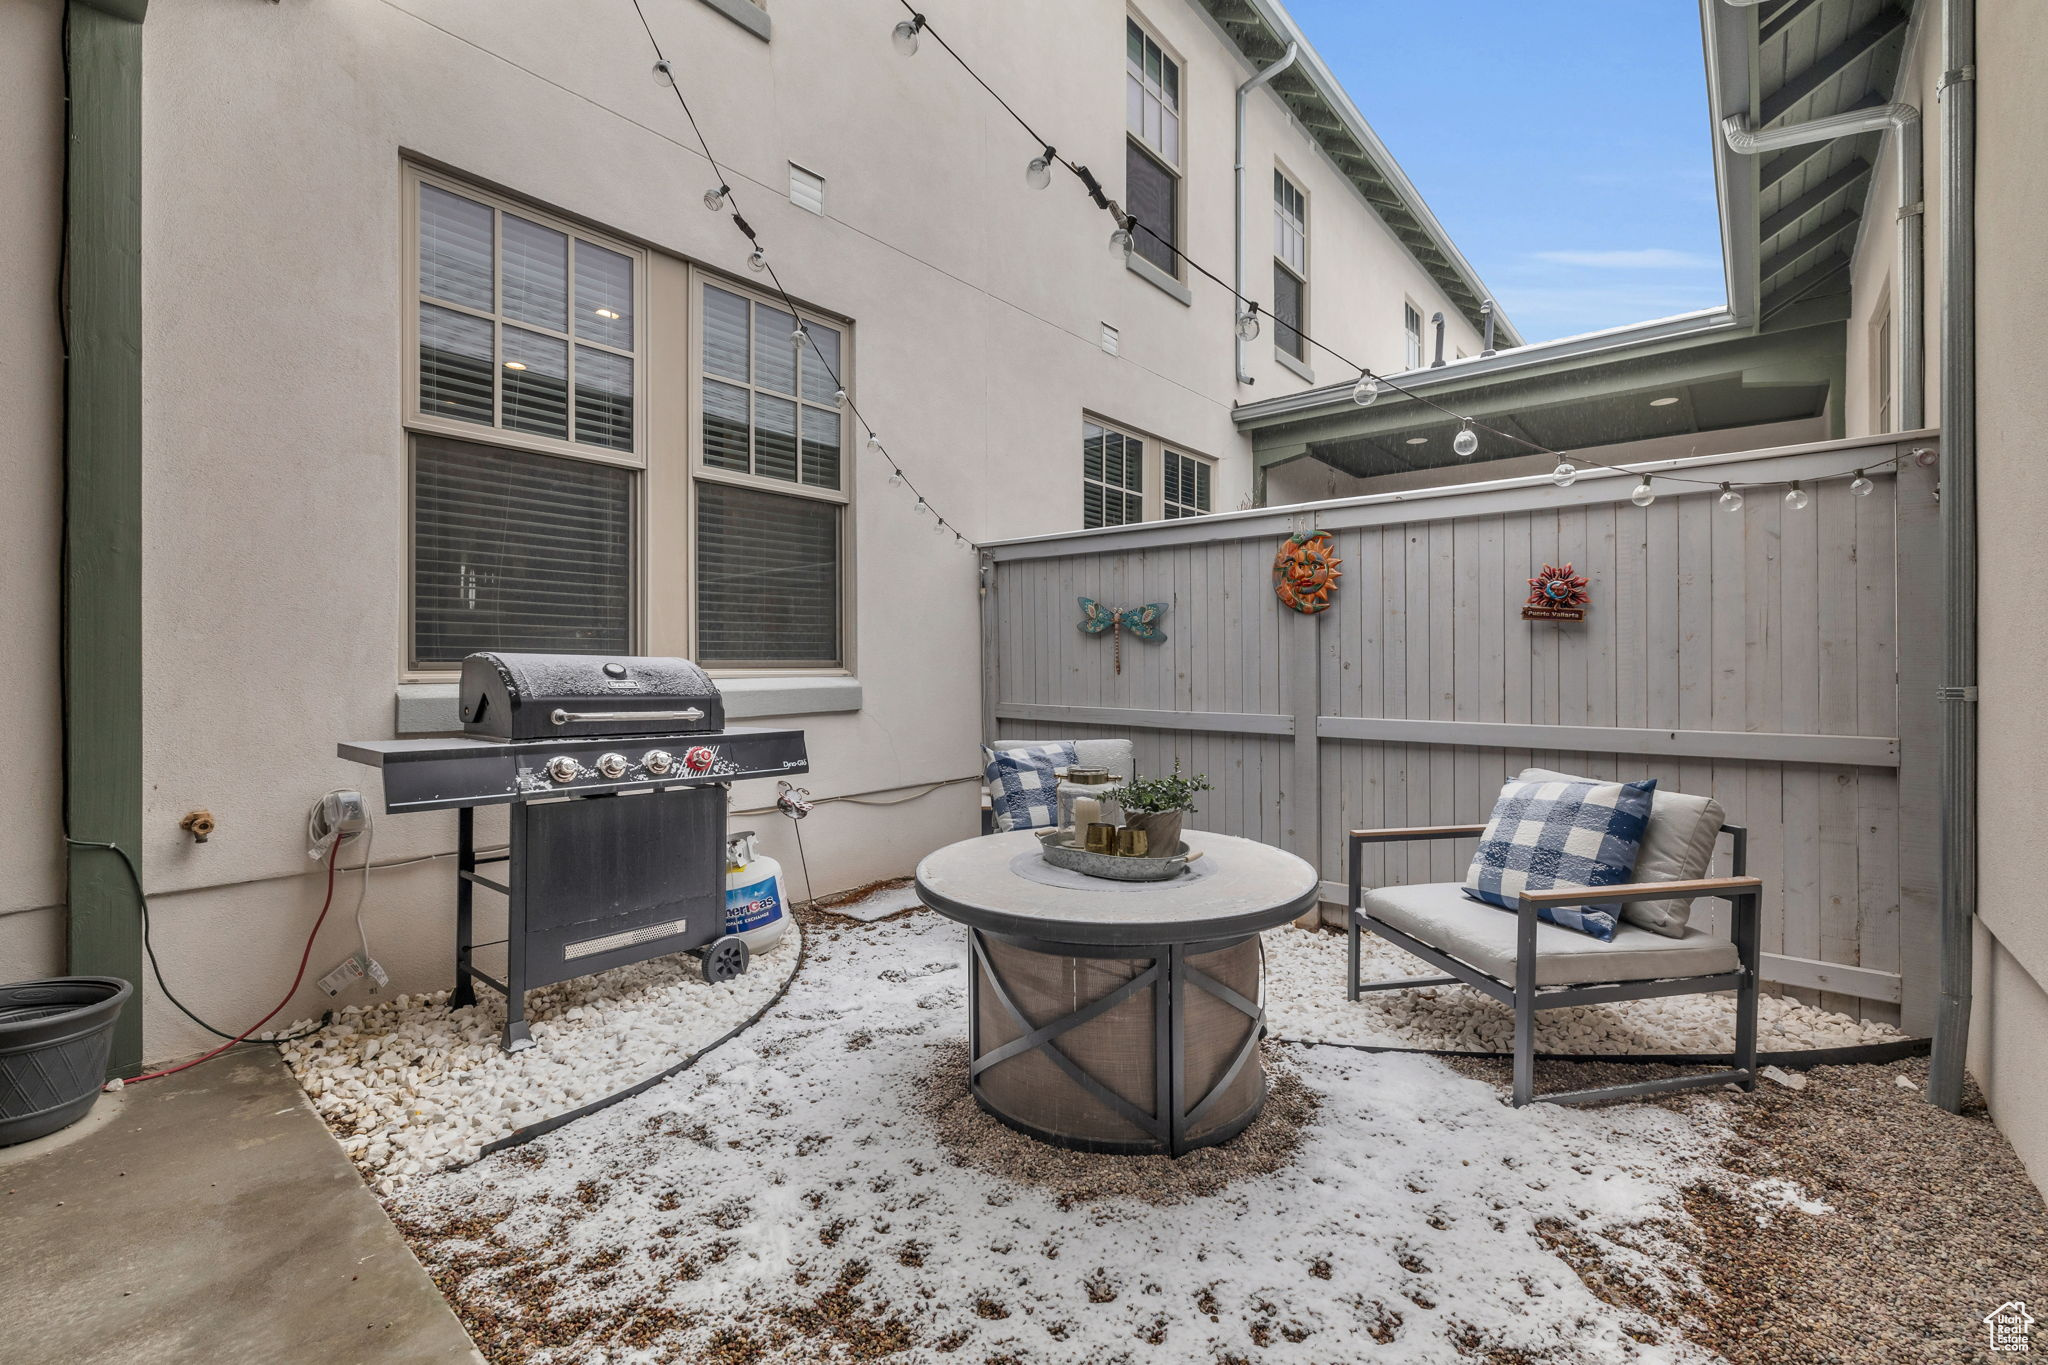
[1842,4,1944,437]
[0,0,1492,1061]
[0,0,67,987]
[1971,0,2048,1189]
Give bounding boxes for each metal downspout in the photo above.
[1721,104,1924,428]
[1928,0,1977,1114]
[1235,42,1298,386]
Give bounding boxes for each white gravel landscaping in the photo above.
[1265,922,1909,1057]
[389,908,1827,1363]
[274,925,799,1194]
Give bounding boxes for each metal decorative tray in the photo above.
[1037,832,1204,882]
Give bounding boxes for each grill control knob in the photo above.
[643,749,676,776]
[545,755,580,784]
[595,752,629,780]
[683,746,716,773]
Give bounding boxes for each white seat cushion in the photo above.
[1359,881,1739,987]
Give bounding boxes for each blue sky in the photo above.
[1284,0,1727,344]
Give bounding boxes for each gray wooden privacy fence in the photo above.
[980,435,1941,1031]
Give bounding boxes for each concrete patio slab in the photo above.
[0,1048,480,1365]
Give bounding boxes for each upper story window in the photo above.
[1273,170,1308,361]
[1125,17,1181,278]
[1163,449,1212,519]
[1404,302,1424,371]
[1084,419,1144,529]
[409,174,645,667]
[1873,308,1894,432]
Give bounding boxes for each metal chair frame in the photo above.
[1346,823,1761,1106]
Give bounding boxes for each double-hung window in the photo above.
[1124,17,1182,278]
[1273,171,1308,361]
[1163,449,1212,519]
[408,174,643,667]
[1084,418,1211,527]
[1404,303,1424,371]
[696,281,847,668]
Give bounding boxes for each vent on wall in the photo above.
[1101,323,1119,355]
[789,164,825,215]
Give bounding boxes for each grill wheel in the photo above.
[700,935,751,984]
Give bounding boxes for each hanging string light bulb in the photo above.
[914,496,930,517]
[865,433,884,453]
[703,184,730,213]
[1718,482,1744,512]
[1025,147,1056,190]
[1108,215,1135,256]
[1630,475,1656,507]
[1551,460,1578,487]
[653,59,675,86]
[1351,373,1381,407]
[1235,303,1261,342]
[1784,481,1810,511]
[832,387,847,409]
[791,326,807,351]
[1850,470,1875,497]
[747,245,769,272]
[891,14,925,55]
[1452,420,1479,459]
[887,467,906,486]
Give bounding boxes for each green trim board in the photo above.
[64,0,146,1076]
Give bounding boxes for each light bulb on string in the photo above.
[914,497,929,517]
[1109,221,1134,256]
[1718,482,1744,512]
[832,388,847,409]
[1850,470,1875,497]
[703,185,730,213]
[1784,481,1809,511]
[791,326,807,352]
[1025,148,1055,190]
[887,467,905,486]
[1551,461,1578,487]
[653,59,675,86]
[1235,307,1260,342]
[747,245,769,273]
[891,16,924,55]
[1630,476,1656,508]
[1351,374,1381,407]
[1452,421,1478,459]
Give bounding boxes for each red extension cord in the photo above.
[114,843,342,1086]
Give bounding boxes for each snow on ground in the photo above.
[1266,922,1907,1056]
[275,926,799,1194]
[392,909,1767,1363]
[811,877,924,923]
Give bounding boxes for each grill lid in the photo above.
[459,652,725,740]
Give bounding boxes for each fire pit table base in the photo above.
[970,931,1265,1156]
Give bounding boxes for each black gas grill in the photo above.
[340,652,808,1051]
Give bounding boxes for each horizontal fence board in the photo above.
[1314,716,1899,768]
[994,703,1295,736]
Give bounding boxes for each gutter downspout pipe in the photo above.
[1928,0,1977,1114]
[1236,42,1298,386]
[1722,104,1923,428]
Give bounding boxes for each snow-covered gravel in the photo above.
[810,877,923,923]
[1266,923,1908,1057]
[391,909,1821,1363]
[275,926,799,1194]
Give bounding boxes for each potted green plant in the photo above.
[1110,763,1212,854]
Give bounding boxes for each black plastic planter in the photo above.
[0,977,132,1146]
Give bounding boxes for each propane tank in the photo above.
[723,830,790,952]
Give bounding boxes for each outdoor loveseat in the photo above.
[1346,816,1761,1107]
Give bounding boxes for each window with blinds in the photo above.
[696,278,848,668]
[1124,17,1181,278]
[1404,302,1424,371]
[1163,450,1211,519]
[411,434,633,665]
[409,173,645,668]
[1084,421,1144,528]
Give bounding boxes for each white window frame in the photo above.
[1124,13,1184,281]
[1273,168,1308,361]
[1083,414,1212,527]
[1162,447,1214,519]
[687,268,854,674]
[1403,301,1424,371]
[402,167,651,677]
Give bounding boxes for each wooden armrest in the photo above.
[1349,824,1488,844]
[1516,876,1763,909]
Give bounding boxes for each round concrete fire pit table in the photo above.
[915,829,1318,1156]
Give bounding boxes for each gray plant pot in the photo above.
[0,977,131,1146]
[1121,808,1186,853]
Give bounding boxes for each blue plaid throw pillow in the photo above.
[1462,776,1657,940]
[983,742,1077,832]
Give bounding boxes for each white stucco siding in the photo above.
[0,0,67,984]
[81,0,1483,1058]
